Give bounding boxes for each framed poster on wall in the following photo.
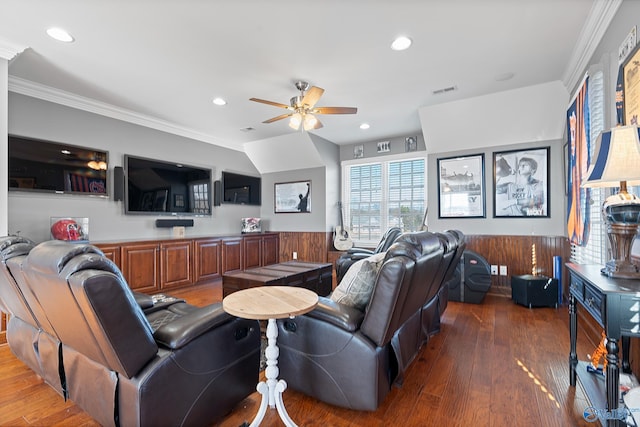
[493,147,550,218]
[437,154,485,218]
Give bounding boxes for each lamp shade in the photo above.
[582,125,640,188]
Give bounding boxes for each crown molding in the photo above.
[562,0,622,92]
[0,38,28,61]
[8,76,241,152]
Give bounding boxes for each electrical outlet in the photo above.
[490,265,498,275]
[499,265,507,276]
[292,252,298,260]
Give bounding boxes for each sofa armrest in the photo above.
[133,291,154,309]
[153,303,232,349]
[345,248,374,256]
[305,297,365,332]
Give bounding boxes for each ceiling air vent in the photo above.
[432,85,458,95]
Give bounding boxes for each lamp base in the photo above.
[602,221,640,279]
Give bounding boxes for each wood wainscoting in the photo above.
[465,234,572,298]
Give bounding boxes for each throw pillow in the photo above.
[330,252,386,311]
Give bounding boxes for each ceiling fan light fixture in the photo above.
[303,113,318,131]
[391,36,412,51]
[289,112,302,130]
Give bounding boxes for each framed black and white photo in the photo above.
[437,154,485,218]
[405,136,417,152]
[354,144,364,159]
[493,147,550,218]
[274,180,311,213]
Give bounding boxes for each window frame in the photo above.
[341,152,427,247]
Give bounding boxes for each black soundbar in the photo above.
[155,219,194,228]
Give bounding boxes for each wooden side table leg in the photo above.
[605,337,619,427]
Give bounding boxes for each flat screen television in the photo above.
[8,134,108,196]
[125,155,212,216]
[221,171,261,205]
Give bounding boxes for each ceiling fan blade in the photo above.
[262,113,292,124]
[250,98,291,109]
[313,106,358,115]
[301,86,324,108]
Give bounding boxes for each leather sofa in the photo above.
[0,236,261,426]
[276,230,463,410]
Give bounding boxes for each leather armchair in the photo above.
[10,239,260,427]
[276,231,444,410]
[335,227,402,283]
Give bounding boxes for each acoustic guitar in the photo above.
[334,202,354,251]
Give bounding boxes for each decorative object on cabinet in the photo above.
[274,180,311,213]
[493,147,550,217]
[437,154,485,218]
[582,125,640,279]
[241,218,261,233]
[50,217,89,242]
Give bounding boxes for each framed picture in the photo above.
[623,41,640,125]
[405,136,417,152]
[377,141,390,153]
[437,154,485,218]
[274,180,311,213]
[493,147,550,218]
[354,144,364,159]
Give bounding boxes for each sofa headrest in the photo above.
[435,232,457,254]
[25,240,105,277]
[444,229,465,244]
[390,231,442,261]
[0,236,35,262]
[0,235,35,256]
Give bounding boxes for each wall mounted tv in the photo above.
[8,134,108,196]
[125,155,212,216]
[221,171,261,205]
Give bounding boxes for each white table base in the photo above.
[248,318,297,427]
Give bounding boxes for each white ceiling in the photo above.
[0,0,617,152]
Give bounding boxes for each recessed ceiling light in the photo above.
[391,36,412,51]
[212,97,227,106]
[46,27,74,43]
[360,123,370,130]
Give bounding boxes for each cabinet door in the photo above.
[160,241,193,289]
[95,244,121,268]
[244,236,263,269]
[194,238,222,283]
[262,234,279,266]
[121,242,160,293]
[221,238,243,273]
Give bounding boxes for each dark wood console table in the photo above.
[222,261,332,298]
[567,263,639,426]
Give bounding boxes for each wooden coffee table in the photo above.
[222,261,332,297]
[223,286,318,427]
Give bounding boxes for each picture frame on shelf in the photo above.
[405,136,417,152]
[437,154,485,218]
[493,146,550,218]
[354,144,364,159]
[274,180,311,213]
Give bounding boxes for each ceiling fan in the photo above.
[250,81,357,131]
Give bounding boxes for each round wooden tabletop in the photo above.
[222,286,318,320]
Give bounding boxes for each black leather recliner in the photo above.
[277,230,444,411]
[335,227,402,283]
[1,238,261,427]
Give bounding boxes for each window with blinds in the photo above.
[343,156,426,246]
[571,70,606,265]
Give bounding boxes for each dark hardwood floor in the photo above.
[0,282,599,426]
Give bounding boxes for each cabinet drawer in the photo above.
[583,283,604,325]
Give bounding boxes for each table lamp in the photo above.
[582,125,640,278]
